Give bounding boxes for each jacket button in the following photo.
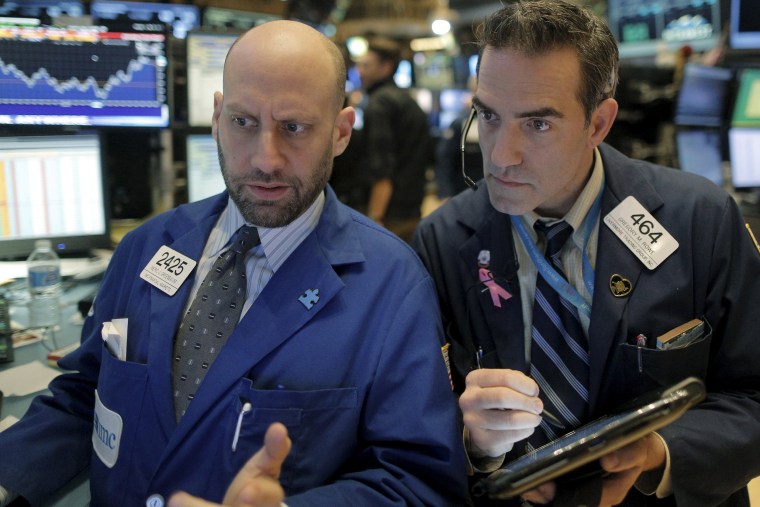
[146,494,165,507]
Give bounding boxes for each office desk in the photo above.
[1,282,97,507]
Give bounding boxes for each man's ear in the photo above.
[211,91,223,138]
[333,107,356,157]
[588,98,618,148]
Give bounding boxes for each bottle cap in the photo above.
[35,239,52,249]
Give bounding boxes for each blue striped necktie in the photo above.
[172,225,260,421]
[529,220,589,441]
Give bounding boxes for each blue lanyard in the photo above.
[511,190,602,320]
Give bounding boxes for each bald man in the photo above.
[0,21,467,507]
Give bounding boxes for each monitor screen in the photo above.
[394,60,413,89]
[412,51,454,90]
[0,1,84,24]
[674,64,733,127]
[0,23,169,127]
[608,0,722,59]
[469,54,479,78]
[202,7,281,32]
[186,134,225,202]
[91,0,200,40]
[438,88,471,130]
[0,133,111,259]
[731,68,760,128]
[729,128,760,188]
[675,130,724,185]
[186,31,238,127]
[729,0,760,49]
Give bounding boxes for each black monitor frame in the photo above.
[0,129,112,260]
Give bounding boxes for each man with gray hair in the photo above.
[413,1,760,505]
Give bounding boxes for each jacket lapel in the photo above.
[146,195,228,437]
[458,189,526,372]
[163,188,363,451]
[587,145,665,412]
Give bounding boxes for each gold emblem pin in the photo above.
[609,274,633,297]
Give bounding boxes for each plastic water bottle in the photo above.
[27,239,62,328]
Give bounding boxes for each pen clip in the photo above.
[231,401,252,452]
[636,334,647,373]
[475,346,484,369]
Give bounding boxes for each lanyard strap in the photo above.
[511,190,602,320]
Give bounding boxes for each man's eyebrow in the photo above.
[471,96,488,110]
[471,97,564,120]
[516,107,564,119]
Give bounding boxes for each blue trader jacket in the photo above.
[0,187,468,506]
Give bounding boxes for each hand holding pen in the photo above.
[460,353,563,459]
[474,348,565,429]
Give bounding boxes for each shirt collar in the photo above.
[222,191,325,272]
[525,147,604,244]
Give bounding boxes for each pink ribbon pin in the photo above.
[478,267,512,308]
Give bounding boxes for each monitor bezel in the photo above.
[0,129,112,260]
[90,0,201,40]
[608,0,724,60]
[0,22,170,128]
[185,30,241,128]
[729,0,760,50]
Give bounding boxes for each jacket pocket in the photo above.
[91,343,150,507]
[619,327,712,393]
[226,382,358,494]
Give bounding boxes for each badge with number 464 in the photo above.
[603,196,679,270]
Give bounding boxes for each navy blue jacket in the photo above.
[413,144,760,506]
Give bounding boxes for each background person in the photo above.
[356,36,432,243]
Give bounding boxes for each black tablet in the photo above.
[473,376,706,500]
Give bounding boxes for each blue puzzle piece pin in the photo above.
[298,289,320,310]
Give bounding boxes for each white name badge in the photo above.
[603,196,679,270]
[93,390,123,468]
[140,246,197,296]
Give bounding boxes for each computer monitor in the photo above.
[0,133,111,259]
[202,7,281,32]
[675,130,724,186]
[607,0,722,59]
[186,31,238,127]
[394,60,413,89]
[91,0,200,40]
[469,54,479,78]
[730,68,760,128]
[674,64,733,127]
[412,51,454,90]
[186,134,225,202]
[729,128,760,188]
[0,0,84,24]
[729,0,760,50]
[0,22,169,127]
[438,88,471,130]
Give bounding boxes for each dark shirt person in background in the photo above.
[356,36,432,243]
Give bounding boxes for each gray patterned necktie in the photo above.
[172,225,260,421]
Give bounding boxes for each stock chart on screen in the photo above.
[0,23,169,127]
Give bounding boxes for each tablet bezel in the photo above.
[474,377,706,500]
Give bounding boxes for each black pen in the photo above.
[474,348,565,429]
